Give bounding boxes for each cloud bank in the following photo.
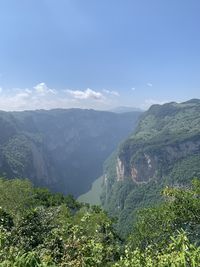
[34,83,57,95]
[67,88,103,100]
[0,83,166,111]
[0,83,119,111]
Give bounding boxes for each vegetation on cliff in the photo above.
[0,109,141,197]
[101,99,200,237]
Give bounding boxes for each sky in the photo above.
[0,0,200,111]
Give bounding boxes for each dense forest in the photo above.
[1,178,200,266]
[101,99,200,237]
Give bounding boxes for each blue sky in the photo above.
[0,0,200,110]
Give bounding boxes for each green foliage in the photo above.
[0,208,14,230]
[33,188,80,210]
[132,100,200,142]
[168,155,200,185]
[0,178,121,266]
[112,179,200,266]
[2,178,200,265]
[0,178,35,220]
[2,135,33,177]
[12,208,58,251]
[129,178,200,250]
[102,100,200,237]
[114,231,200,267]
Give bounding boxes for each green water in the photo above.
[77,176,103,205]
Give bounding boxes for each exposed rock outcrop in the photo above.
[116,157,125,181]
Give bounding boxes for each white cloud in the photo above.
[34,82,57,95]
[0,90,31,110]
[0,93,73,111]
[0,84,123,111]
[0,83,68,111]
[147,83,153,87]
[131,87,136,91]
[102,89,120,97]
[67,88,103,100]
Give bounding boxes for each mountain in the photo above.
[0,108,141,197]
[110,106,142,113]
[101,99,200,236]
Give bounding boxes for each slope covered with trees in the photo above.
[1,178,200,266]
[101,99,200,236]
[0,109,141,197]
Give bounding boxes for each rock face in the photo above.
[0,108,141,197]
[114,100,200,184]
[116,157,125,181]
[101,99,200,237]
[117,137,200,184]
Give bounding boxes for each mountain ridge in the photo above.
[101,99,200,236]
[0,108,142,197]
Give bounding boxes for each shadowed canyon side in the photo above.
[0,109,142,197]
[101,99,200,237]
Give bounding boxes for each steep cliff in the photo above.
[101,99,200,236]
[0,109,141,197]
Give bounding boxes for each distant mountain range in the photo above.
[109,106,143,113]
[0,108,141,197]
[101,99,200,236]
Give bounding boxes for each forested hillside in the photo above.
[0,109,141,197]
[101,99,200,236]
[1,178,200,266]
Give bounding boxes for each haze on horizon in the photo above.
[0,0,200,111]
